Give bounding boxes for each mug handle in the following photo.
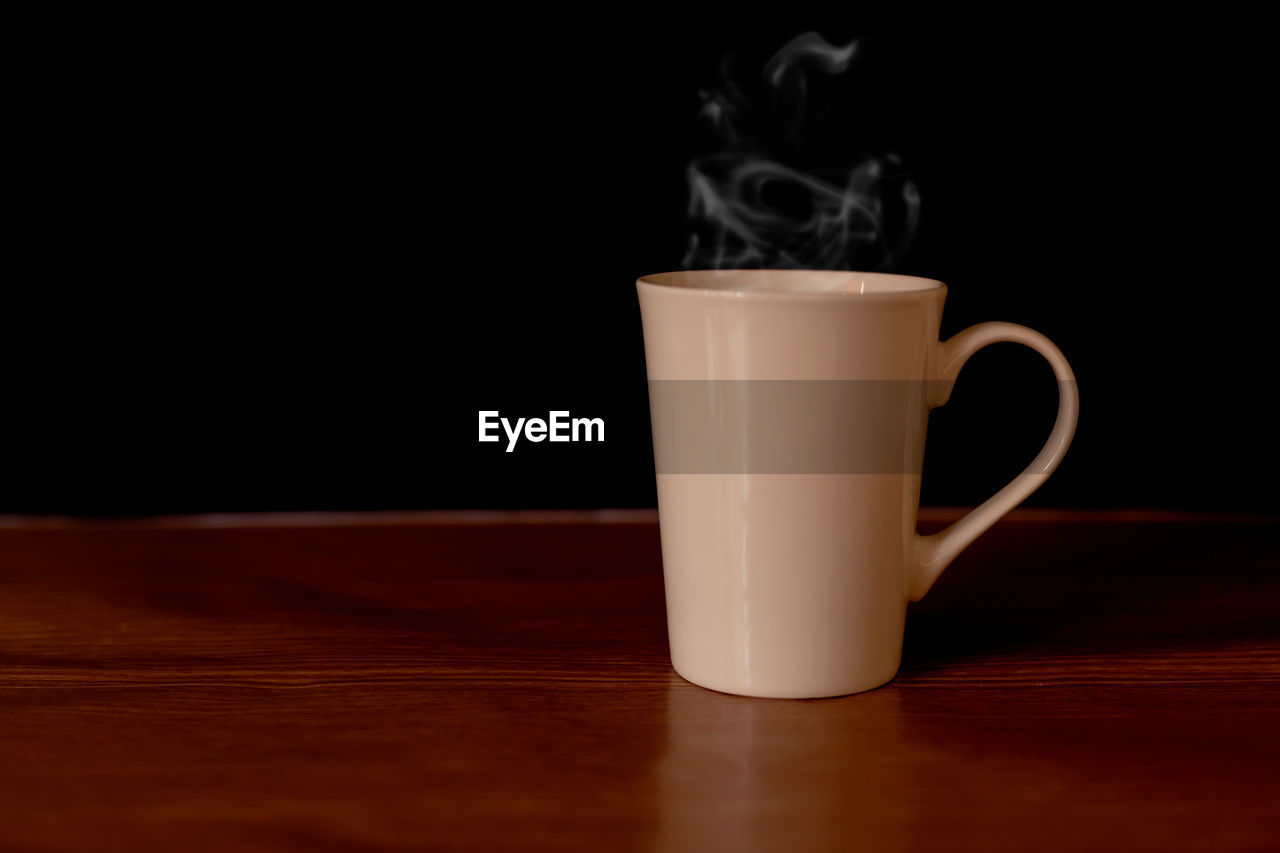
[909,322,1079,601]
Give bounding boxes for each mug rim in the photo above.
[637,269,946,300]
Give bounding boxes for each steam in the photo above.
[684,32,920,271]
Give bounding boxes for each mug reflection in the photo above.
[654,673,914,852]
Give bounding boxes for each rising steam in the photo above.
[684,32,920,271]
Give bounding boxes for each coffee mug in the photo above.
[637,270,1078,698]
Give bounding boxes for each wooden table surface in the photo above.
[1,510,1277,851]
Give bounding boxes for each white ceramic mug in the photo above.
[637,270,1078,698]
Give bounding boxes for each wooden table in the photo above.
[1,510,1277,851]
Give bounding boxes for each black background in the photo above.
[4,9,1276,514]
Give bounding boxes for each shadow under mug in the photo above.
[638,270,1078,698]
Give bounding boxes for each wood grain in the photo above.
[1,512,1278,851]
